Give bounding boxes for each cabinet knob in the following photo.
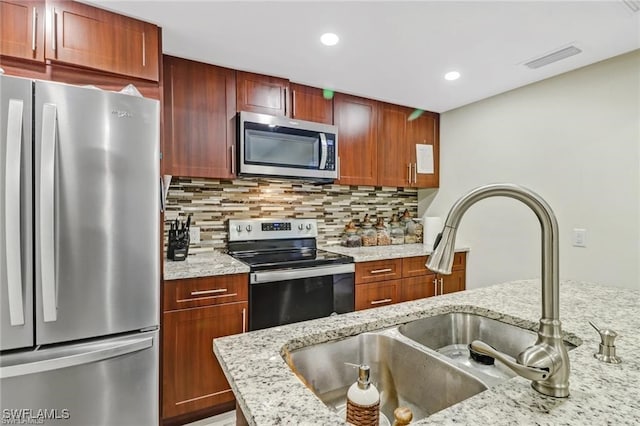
[246,225,252,232]
[298,224,304,230]
[305,223,313,230]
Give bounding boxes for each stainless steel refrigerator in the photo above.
[0,75,160,425]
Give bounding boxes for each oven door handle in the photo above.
[250,263,355,284]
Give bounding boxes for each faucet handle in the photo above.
[589,321,622,364]
[470,340,551,381]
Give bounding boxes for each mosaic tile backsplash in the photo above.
[163,177,419,254]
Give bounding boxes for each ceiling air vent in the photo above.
[622,0,640,12]
[524,46,582,69]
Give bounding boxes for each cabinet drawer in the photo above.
[451,252,466,271]
[356,280,400,311]
[355,259,402,284]
[355,280,401,311]
[402,256,429,278]
[163,274,248,311]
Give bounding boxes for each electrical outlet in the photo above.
[189,226,200,244]
[572,228,586,247]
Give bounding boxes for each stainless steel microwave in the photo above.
[238,111,338,181]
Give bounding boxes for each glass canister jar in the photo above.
[389,214,405,245]
[401,209,418,244]
[341,221,362,247]
[375,217,390,246]
[360,214,377,246]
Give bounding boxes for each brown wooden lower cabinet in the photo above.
[400,275,437,302]
[355,252,467,309]
[355,280,401,310]
[162,301,247,419]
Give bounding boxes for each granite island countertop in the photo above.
[163,251,249,280]
[214,280,640,425]
[321,243,470,262]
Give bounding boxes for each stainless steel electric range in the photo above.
[227,218,354,331]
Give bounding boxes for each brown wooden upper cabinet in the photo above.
[378,103,439,188]
[236,71,290,116]
[334,93,379,186]
[44,0,159,81]
[163,56,236,178]
[409,110,439,188]
[0,0,46,62]
[290,83,333,124]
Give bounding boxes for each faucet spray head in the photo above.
[426,225,457,275]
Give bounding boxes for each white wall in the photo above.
[419,50,640,290]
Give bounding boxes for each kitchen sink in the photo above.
[398,312,578,385]
[286,331,487,423]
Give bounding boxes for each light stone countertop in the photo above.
[163,251,249,280]
[214,280,640,425]
[322,243,470,262]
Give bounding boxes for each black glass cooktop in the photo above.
[230,248,353,271]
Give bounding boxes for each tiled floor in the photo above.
[184,410,235,426]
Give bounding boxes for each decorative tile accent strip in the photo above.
[164,177,418,252]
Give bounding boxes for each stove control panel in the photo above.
[228,218,318,241]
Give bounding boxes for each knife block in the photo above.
[168,230,190,261]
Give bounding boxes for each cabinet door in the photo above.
[0,0,45,62]
[290,83,333,124]
[408,111,439,188]
[440,270,465,295]
[334,93,378,186]
[355,280,400,311]
[162,301,247,419]
[236,71,289,116]
[46,1,159,81]
[377,103,412,187]
[401,275,437,302]
[163,56,236,178]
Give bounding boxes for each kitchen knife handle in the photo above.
[5,99,25,326]
[40,103,58,322]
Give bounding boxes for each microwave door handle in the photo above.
[319,133,328,169]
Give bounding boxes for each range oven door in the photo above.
[249,264,354,331]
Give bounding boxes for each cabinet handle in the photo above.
[371,298,392,305]
[407,163,411,184]
[32,8,37,52]
[142,32,146,67]
[230,145,235,175]
[337,156,340,180]
[283,87,287,116]
[413,162,417,183]
[433,278,438,295]
[370,268,392,274]
[440,277,444,295]
[291,89,296,117]
[51,10,57,52]
[190,288,227,296]
[242,308,247,333]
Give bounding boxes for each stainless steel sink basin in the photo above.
[398,312,577,385]
[286,331,487,423]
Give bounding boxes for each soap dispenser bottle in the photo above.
[346,364,380,426]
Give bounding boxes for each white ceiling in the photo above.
[88,1,640,112]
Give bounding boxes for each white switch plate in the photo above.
[572,228,586,247]
[189,226,200,244]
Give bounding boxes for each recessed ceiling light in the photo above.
[320,33,339,46]
[444,71,461,81]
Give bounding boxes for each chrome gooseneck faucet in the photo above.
[426,183,570,398]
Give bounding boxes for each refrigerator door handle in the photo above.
[5,99,25,326]
[0,334,154,379]
[40,103,57,322]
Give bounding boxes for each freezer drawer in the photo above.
[0,330,159,425]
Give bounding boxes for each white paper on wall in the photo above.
[416,144,434,174]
